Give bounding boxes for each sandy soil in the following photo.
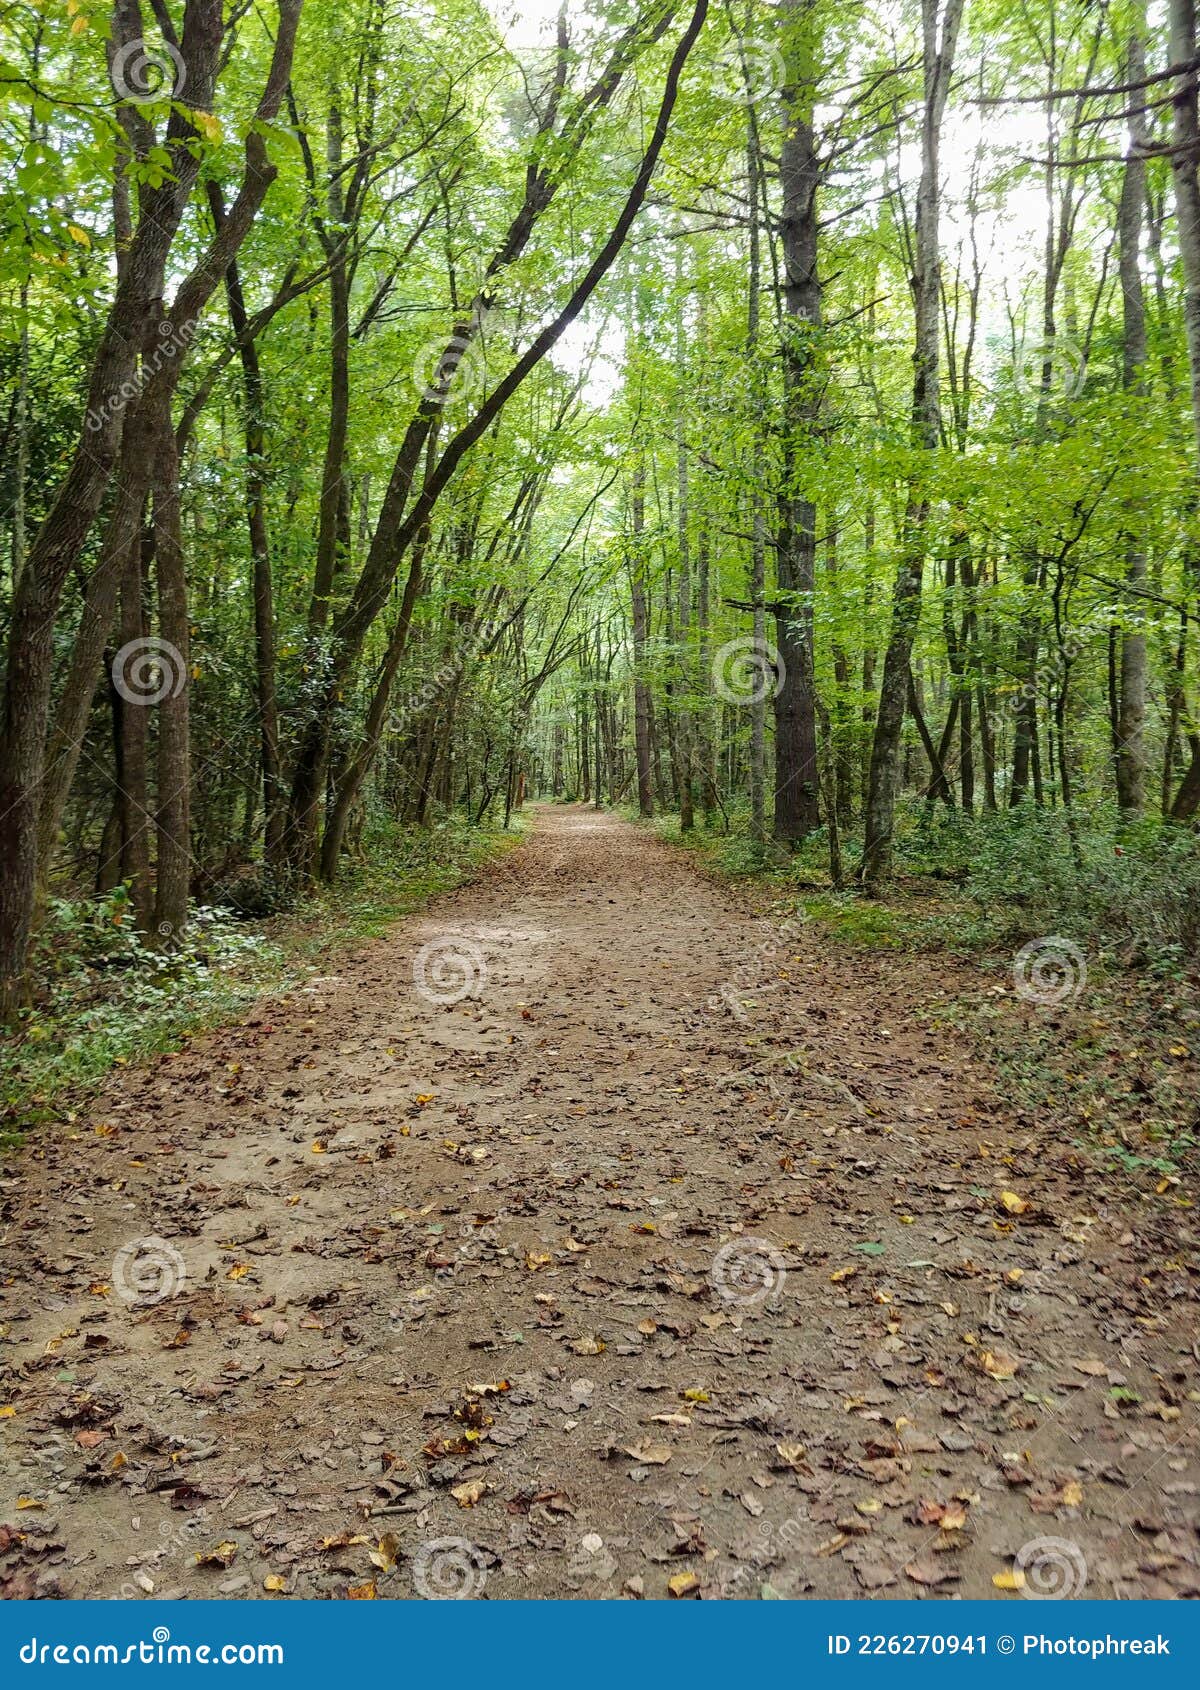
[1,804,1196,1600]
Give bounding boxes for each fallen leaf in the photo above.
[667,1571,700,1598]
[993,1569,1026,1590]
[999,1190,1030,1215]
[196,1541,238,1569]
[369,1532,401,1570]
[450,1479,489,1508]
[775,1442,808,1470]
[623,1442,671,1465]
[904,1557,960,1587]
[979,1348,1020,1380]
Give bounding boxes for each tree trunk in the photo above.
[862,0,962,884]
[209,181,284,859]
[773,0,822,845]
[1116,23,1149,813]
[630,459,654,816]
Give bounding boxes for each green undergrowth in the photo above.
[0,813,525,1147]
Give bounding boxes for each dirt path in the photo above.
[2,805,1197,1601]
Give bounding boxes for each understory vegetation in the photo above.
[0,816,518,1141]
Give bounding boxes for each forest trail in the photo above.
[1,806,1196,1601]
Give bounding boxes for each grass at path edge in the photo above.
[0,814,527,1148]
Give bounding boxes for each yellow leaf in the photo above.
[263,1575,286,1593]
[450,1479,488,1508]
[993,1569,1026,1590]
[226,1263,251,1280]
[70,14,89,34]
[369,1532,401,1571]
[347,1580,377,1600]
[16,1497,45,1510]
[980,1348,1020,1380]
[999,1190,1030,1215]
[67,224,90,248]
[0,1406,15,1418]
[682,1388,709,1403]
[829,1266,856,1283]
[667,1571,700,1598]
[311,1140,327,1154]
[1059,1479,1083,1507]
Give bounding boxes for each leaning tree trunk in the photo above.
[0,0,226,1019]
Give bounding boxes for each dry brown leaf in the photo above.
[979,1348,1020,1380]
[623,1442,672,1465]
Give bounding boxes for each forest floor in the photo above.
[1,804,1197,1602]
